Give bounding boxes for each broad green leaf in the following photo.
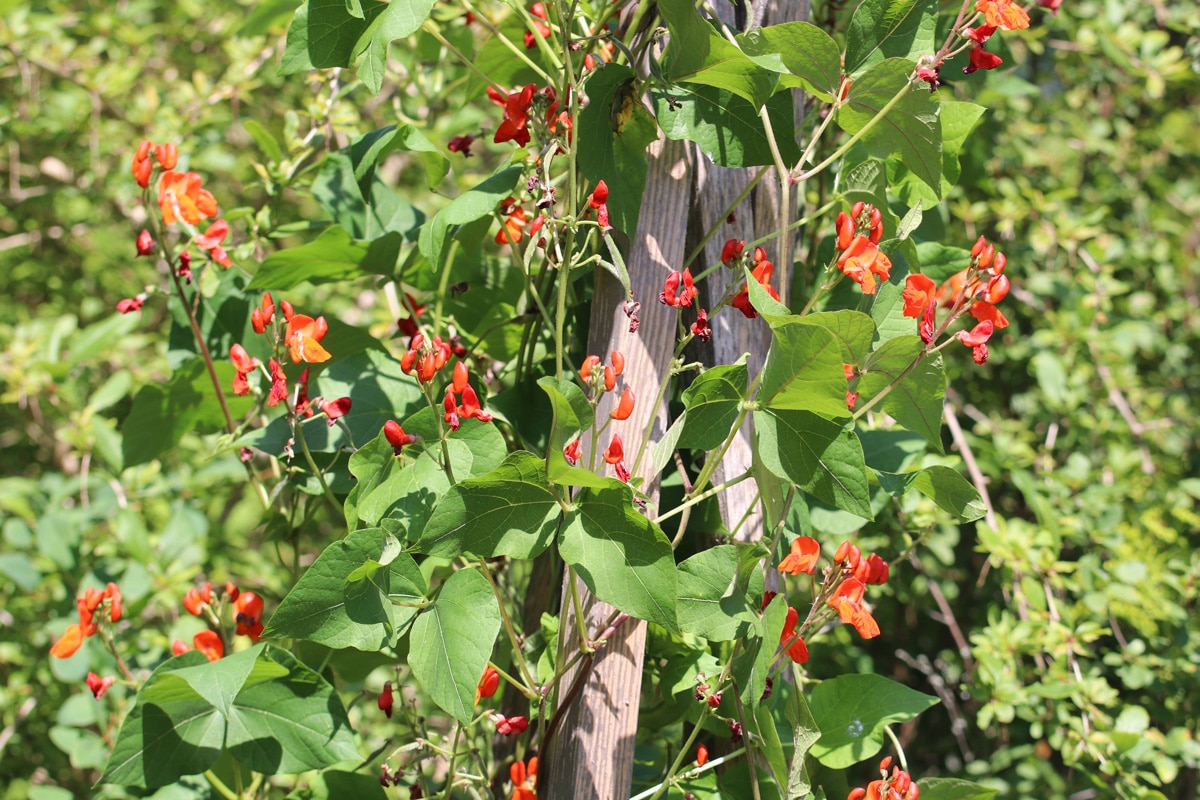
[648,412,686,479]
[914,242,971,282]
[145,646,271,717]
[794,310,876,366]
[65,312,139,369]
[868,242,917,344]
[744,263,792,320]
[755,408,873,518]
[409,569,501,724]
[122,358,255,467]
[577,64,658,239]
[858,335,946,452]
[680,356,748,451]
[250,225,402,289]
[844,0,938,76]
[415,452,562,559]
[859,429,926,474]
[559,483,678,632]
[759,323,850,420]
[652,85,801,168]
[101,652,223,787]
[658,0,776,108]
[890,99,987,206]
[916,779,1001,800]
[912,465,986,521]
[752,698,788,789]
[262,527,426,650]
[732,594,787,710]
[353,0,437,95]
[418,166,523,272]
[676,545,764,641]
[808,673,937,768]
[839,59,941,195]
[738,21,842,100]
[311,153,368,237]
[280,0,386,74]
[538,376,608,488]
[223,647,361,774]
[349,123,448,194]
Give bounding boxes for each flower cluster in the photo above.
[847,756,920,800]
[174,580,264,662]
[902,235,1011,363]
[50,582,123,659]
[443,360,495,431]
[510,757,538,800]
[827,541,889,639]
[659,267,697,308]
[835,203,892,295]
[729,245,787,316]
[575,351,635,481]
[401,333,453,384]
[487,83,570,149]
[524,2,551,48]
[963,0,1033,76]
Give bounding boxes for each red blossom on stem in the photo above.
[659,268,697,308]
[777,536,821,575]
[383,420,417,455]
[487,84,536,147]
[779,606,810,664]
[378,682,394,718]
[86,672,115,699]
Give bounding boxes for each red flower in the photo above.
[579,354,602,386]
[837,236,892,294]
[691,308,712,342]
[611,387,635,421]
[964,24,998,45]
[659,268,697,308]
[588,180,611,229]
[523,2,551,48]
[828,578,881,639]
[319,397,352,425]
[230,344,259,396]
[610,350,625,376]
[779,607,810,664]
[604,434,630,482]
[563,438,582,466]
[778,536,821,575]
[286,314,331,364]
[234,592,265,641]
[252,292,275,334]
[731,257,781,318]
[158,170,219,226]
[496,198,528,245]
[444,388,462,432]
[378,682,394,718]
[397,293,425,337]
[902,274,938,319]
[964,45,1003,74]
[457,384,494,424]
[116,296,145,314]
[132,140,153,188]
[487,84,536,147]
[957,319,994,364]
[194,219,232,267]
[510,757,538,800]
[183,582,213,616]
[86,672,115,699]
[496,715,529,735]
[154,143,178,171]
[721,238,745,265]
[171,639,192,656]
[267,358,288,406]
[136,229,155,256]
[193,630,224,661]
[976,0,1029,30]
[448,135,474,157]
[696,744,709,767]
[383,420,417,455]
[969,300,1009,330]
[1038,0,1062,13]
[476,665,501,703]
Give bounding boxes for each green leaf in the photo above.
[911,465,986,521]
[122,358,255,467]
[262,527,426,650]
[914,242,971,282]
[839,59,941,195]
[102,652,224,787]
[352,0,437,95]
[658,0,776,107]
[755,408,873,518]
[676,545,764,641]
[409,569,501,724]
[250,225,402,289]
[744,263,792,320]
[349,123,448,194]
[794,310,876,366]
[759,323,850,420]
[652,85,801,168]
[577,64,659,239]
[538,376,608,488]
[890,99,987,206]
[844,0,938,77]
[738,21,843,101]
[786,686,822,798]
[732,594,787,710]
[65,312,140,369]
[808,673,937,768]
[680,356,748,451]
[559,483,678,632]
[418,166,523,272]
[915,778,1000,800]
[280,0,387,74]
[858,335,946,452]
[648,412,686,479]
[415,452,561,559]
[222,647,361,774]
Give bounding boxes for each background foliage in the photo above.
[1,1,1197,798]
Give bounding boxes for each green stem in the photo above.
[204,770,240,800]
[567,566,592,652]
[758,103,793,306]
[438,724,463,800]
[629,749,747,800]
[645,710,711,800]
[654,469,753,526]
[478,559,540,696]
[294,417,341,518]
[796,83,912,182]
[681,166,771,273]
[884,724,909,772]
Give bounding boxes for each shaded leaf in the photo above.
[659,0,776,107]
[738,21,842,100]
[250,225,402,289]
[280,0,386,74]
[680,356,748,451]
[652,85,801,168]
[845,0,937,76]
[755,408,872,518]
[676,545,764,641]
[759,323,850,420]
[858,335,946,452]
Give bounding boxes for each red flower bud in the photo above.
[610,350,625,376]
[136,229,155,256]
[154,143,178,170]
[611,387,635,420]
[453,361,469,393]
[378,682,394,718]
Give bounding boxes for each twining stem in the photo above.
[758,103,793,306]
[203,770,240,800]
[627,749,747,800]
[294,416,341,517]
[796,83,911,182]
[645,708,712,800]
[681,165,771,273]
[653,469,753,526]
[884,724,909,772]
[731,687,763,800]
[438,724,463,800]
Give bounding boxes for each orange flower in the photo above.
[235,592,265,641]
[837,236,892,295]
[969,300,1009,330]
[902,274,938,318]
[976,0,1029,30]
[828,578,880,639]
[50,623,85,659]
[496,200,528,245]
[184,582,213,616]
[285,314,331,363]
[779,607,810,663]
[476,665,501,703]
[778,536,821,575]
[610,387,635,421]
[157,170,219,226]
[193,630,224,661]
